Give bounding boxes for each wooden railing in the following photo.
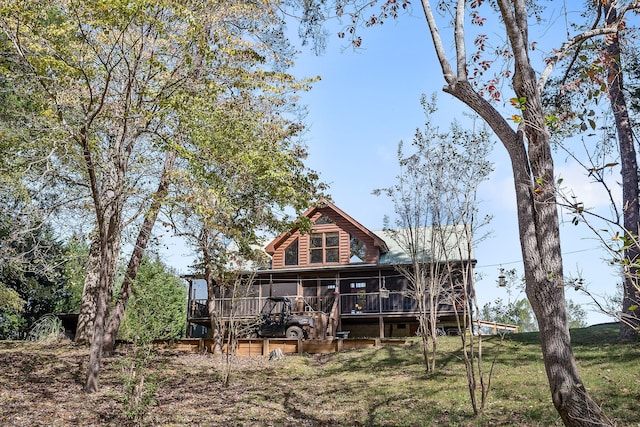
[341,291,417,314]
[189,296,267,320]
[188,291,456,320]
[475,320,519,334]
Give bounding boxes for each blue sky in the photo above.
[165,5,631,325]
[285,7,622,326]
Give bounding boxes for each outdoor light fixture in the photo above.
[380,277,390,299]
[497,269,507,287]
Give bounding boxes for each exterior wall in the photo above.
[187,200,476,339]
[270,206,381,269]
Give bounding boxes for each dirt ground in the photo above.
[2,334,637,427]
[0,340,313,427]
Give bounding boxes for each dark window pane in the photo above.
[310,234,322,248]
[350,234,366,262]
[284,239,298,265]
[325,232,339,247]
[310,249,323,263]
[272,281,297,297]
[315,215,335,225]
[326,248,339,263]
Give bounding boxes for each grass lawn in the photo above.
[0,323,638,426]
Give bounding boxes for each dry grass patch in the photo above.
[0,323,637,426]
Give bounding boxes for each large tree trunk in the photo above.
[102,151,177,354]
[418,0,611,423]
[80,119,128,391]
[85,215,120,392]
[603,2,640,339]
[76,230,120,345]
[446,79,609,427]
[75,236,100,344]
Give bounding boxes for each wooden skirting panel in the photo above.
[153,338,412,356]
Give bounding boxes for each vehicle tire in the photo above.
[286,326,304,339]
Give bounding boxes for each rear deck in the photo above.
[187,290,464,338]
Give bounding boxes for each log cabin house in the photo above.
[186,200,476,339]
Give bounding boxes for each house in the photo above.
[186,200,476,339]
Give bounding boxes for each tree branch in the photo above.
[419,0,456,85]
[454,0,467,81]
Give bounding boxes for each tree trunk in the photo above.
[102,151,177,354]
[202,229,223,354]
[75,236,101,344]
[416,0,610,420]
[447,79,610,426]
[603,2,640,339]
[85,216,120,392]
[206,277,223,354]
[446,68,609,427]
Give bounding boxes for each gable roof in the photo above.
[264,199,389,255]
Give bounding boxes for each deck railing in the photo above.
[189,296,268,320]
[341,291,418,314]
[188,291,452,320]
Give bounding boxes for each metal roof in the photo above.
[376,225,475,265]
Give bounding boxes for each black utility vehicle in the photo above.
[249,296,315,339]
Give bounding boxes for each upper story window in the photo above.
[350,234,366,262]
[284,239,298,266]
[315,215,335,225]
[310,232,339,263]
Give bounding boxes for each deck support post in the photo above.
[379,316,385,338]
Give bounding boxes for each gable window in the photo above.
[284,239,298,266]
[315,215,335,225]
[310,232,339,263]
[349,234,366,263]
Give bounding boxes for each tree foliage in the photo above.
[284,0,639,424]
[118,256,186,342]
[0,0,323,392]
[482,297,586,332]
[482,298,537,333]
[0,214,71,339]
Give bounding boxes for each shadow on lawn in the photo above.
[322,344,461,377]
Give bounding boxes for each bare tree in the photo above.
[417,1,627,423]
[376,94,493,379]
[286,0,638,423]
[545,1,640,338]
[600,1,639,338]
[220,270,259,387]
